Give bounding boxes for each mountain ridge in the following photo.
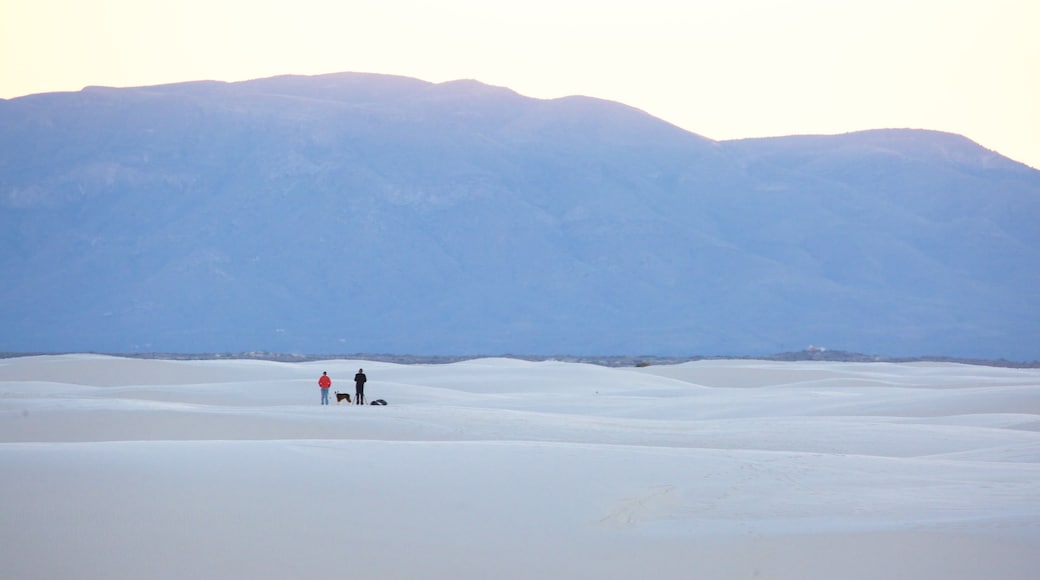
[2,73,1038,359]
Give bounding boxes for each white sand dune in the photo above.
[2,355,1038,579]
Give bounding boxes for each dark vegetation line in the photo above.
[2,349,1038,368]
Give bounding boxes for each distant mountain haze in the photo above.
[2,72,1038,359]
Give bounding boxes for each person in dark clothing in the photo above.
[354,368,367,405]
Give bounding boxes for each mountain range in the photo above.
[2,72,1038,359]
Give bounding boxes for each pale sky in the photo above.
[2,0,1038,168]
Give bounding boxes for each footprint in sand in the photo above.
[598,484,680,528]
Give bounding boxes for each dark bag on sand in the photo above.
[370,399,388,406]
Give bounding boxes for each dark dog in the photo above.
[335,391,352,404]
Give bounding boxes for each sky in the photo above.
[2,0,1038,168]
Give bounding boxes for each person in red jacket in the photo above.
[318,371,332,405]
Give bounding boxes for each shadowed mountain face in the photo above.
[2,73,1038,358]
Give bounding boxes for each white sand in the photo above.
[2,355,1038,579]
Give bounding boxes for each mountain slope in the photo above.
[2,73,1038,358]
